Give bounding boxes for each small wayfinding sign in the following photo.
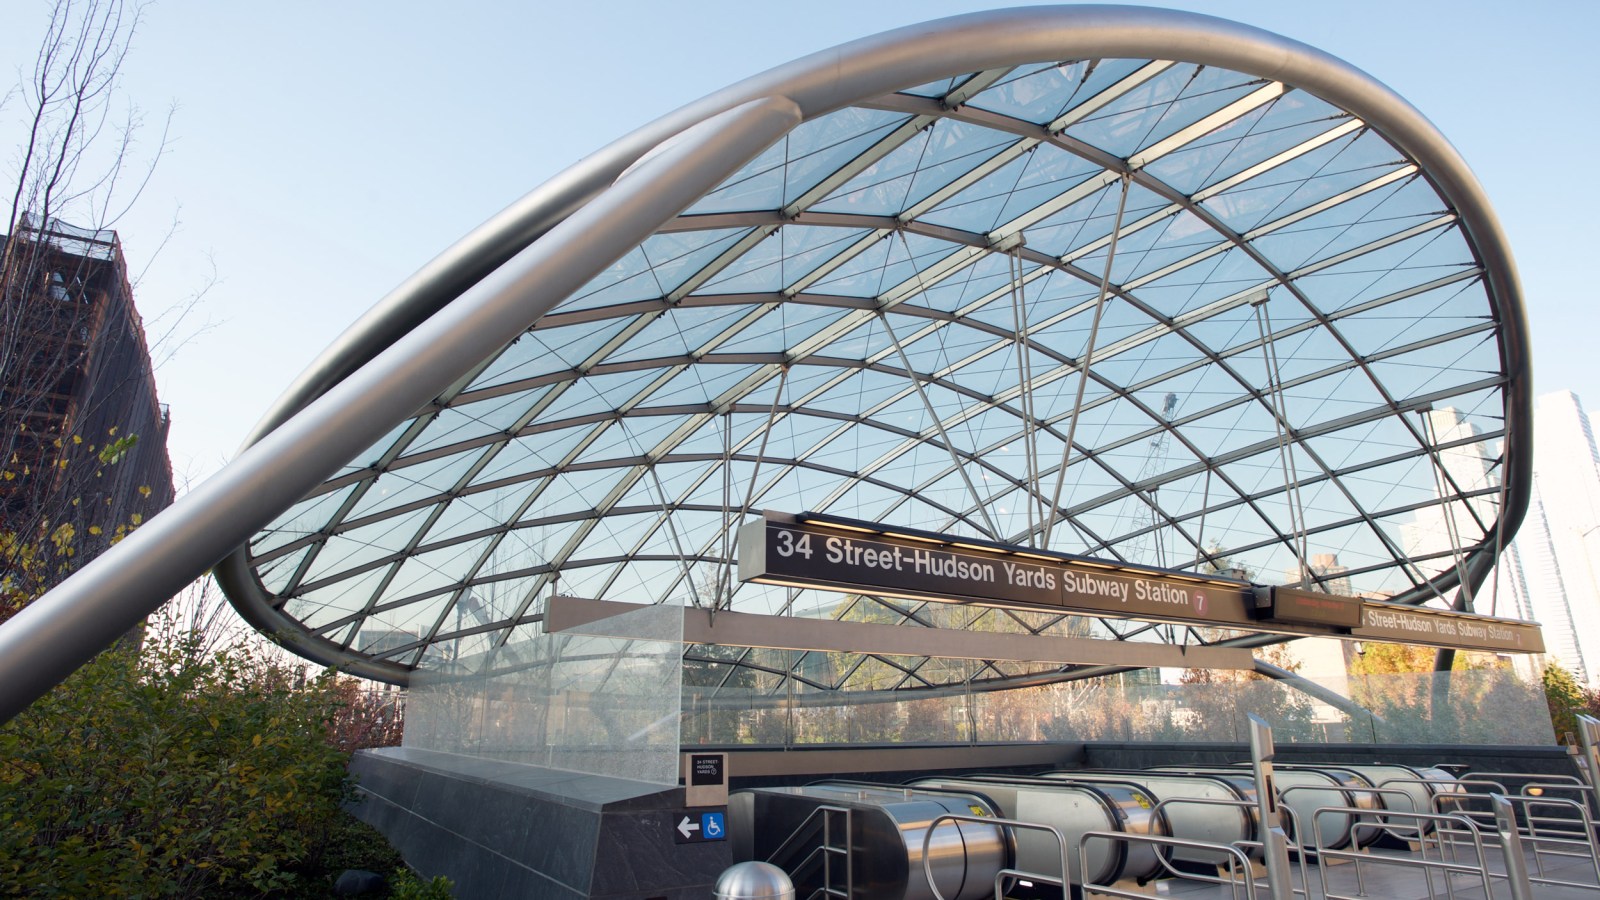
[672,809,727,844]
[683,751,728,808]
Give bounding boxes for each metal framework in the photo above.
[0,6,1529,719]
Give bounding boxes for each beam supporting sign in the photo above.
[735,511,1545,655]
[545,595,1258,669]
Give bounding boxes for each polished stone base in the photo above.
[347,748,730,899]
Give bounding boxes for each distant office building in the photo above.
[1401,409,1535,612]
[1528,391,1600,682]
[1400,408,1554,683]
[1285,553,1354,596]
[0,218,175,602]
[1402,400,1600,683]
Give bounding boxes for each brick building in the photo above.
[0,218,175,602]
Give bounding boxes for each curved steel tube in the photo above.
[0,96,804,719]
[208,6,1524,681]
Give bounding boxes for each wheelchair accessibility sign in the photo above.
[673,808,727,843]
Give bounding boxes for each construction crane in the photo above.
[1120,392,1179,567]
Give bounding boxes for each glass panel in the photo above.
[345,451,484,521]
[300,506,437,585]
[778,108,913,207]
[1202,130,1407,234]
[695,225,870,296]
[382,536,495,602]
[1064,65,1260,158]
[469,322,631,391]
[468,426,593,486]
[613,632,1564,749]
[333,419,413,479]
[917,152,1036,234]
[685,141,789,215]
[812,119,1019,217]
[558,229,753,312]
[407,393,537,455]
[258,545,310,596]
[606,303,754,363]
[1143,93,1349,195]
[687,108,912,215]
[972,58,1151,125]
[289,566,393,632]
[404,602,685,786]
[252,484,358,556]
[423,480,542,545]
[717,300,850,355]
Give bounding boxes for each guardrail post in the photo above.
[1247,713,1295,900]
[1578,716,1600,790]
[1575,714,1600,820]
[1492,793,1534,900]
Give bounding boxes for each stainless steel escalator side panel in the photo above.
[1240,762,1386,847]
[1146,764,1358,851]
[1059,770,1261,839]
[1042,771,1254,865]
[1277,762,1459,841]
[908,775,1166,886]
[1321,764,1436,816]
[735,784,1007,900]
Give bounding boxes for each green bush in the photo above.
[388,867,456,899]
[1544,661,1587,743]
[0,632,380,897]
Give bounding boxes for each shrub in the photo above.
[389,867,456,899]
[1544,661,1587,743]
[0,632,372,897]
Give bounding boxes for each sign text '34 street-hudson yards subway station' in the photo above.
[736,512,1543,654]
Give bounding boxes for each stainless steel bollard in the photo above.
[1492,793,1534,900]
[715,861,796,900]
[1578,715,1600,791]
[1248,713,1296,900]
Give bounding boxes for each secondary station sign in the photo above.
[1354,602,1541,653]
[737,511,1543,655]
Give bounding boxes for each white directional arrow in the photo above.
[677,816,700,839]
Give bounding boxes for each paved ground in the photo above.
[1091,839,1600,899]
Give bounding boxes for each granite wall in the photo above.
[348,747,730,899]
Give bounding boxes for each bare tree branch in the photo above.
[1,0,177,618]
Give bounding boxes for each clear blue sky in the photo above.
[5,0,1596,484]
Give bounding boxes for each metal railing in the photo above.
[920,813,1069,900]
[1428,777,1511,794]
[1469,771,1600,820]
[1284,784,1443,845]
[1273,783,1379,853]
[764,803,851,900]
[1313,806,1495,900]
[1077,830,1258,900]
[1472,772,1587,787]
[1147,795,1310,898]
[1431,790,1600,893]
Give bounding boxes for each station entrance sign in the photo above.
[736,511,1543,655]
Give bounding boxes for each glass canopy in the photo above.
[220,15,1527,692]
